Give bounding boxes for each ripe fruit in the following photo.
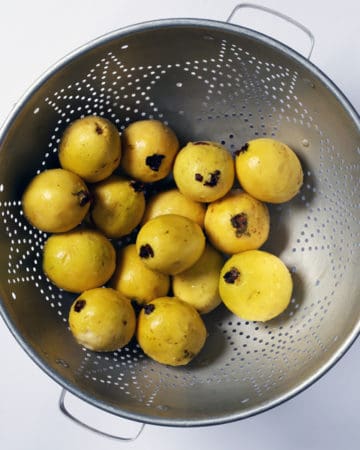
[69,288,136,352]
[120,119,179,182]
[173,141,234,202]
[142,188,206,228]
[91,175,145,238]
[172,244,223,314]
[219,250,293,321]
[43,228,116,293]
[22,168,91,233]
[136,214,205,275]
[204,190,270,254]
[235,138,303,203]
[59,115,121,182]
[136,297,207,366]
[110,244,170,305]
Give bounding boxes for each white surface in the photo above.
[0,1,359,449]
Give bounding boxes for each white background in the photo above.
[0,1,359,449]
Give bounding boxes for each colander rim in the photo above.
[0,16,359,427]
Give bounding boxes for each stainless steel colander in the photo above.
[0,4,359,431]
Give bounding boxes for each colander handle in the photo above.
[227,3,315,59]
[59,389,145,441]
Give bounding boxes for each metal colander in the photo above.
[0,7,359,430]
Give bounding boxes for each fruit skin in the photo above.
[43,229,116,293]
[22,168,91,233]
[136,214,205,275]
[172,244,223,314]
[59,115,121,183]
[204,190,270,254]
[91,175,145,238]
[110,244,170,305]
[142,188,206,228]
[235,138,303,203]
[219,250,292,322]
[173,141,234,202]
[136,297,207,366]
[69,288,136,352]
[120,119,179,182]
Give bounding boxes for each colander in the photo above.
[0,2,359,436]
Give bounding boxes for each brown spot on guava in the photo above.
[223,267,240,284]
[195,173,203,182]
[183,349,194,359]
[139,244,154,258]
[204,170,221,187]
[230,213,248,236]
[95,123,103,135]
[74,299,86,312]
[234,142,249,156]
[145,154,165,172]
[73,190,91,207]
